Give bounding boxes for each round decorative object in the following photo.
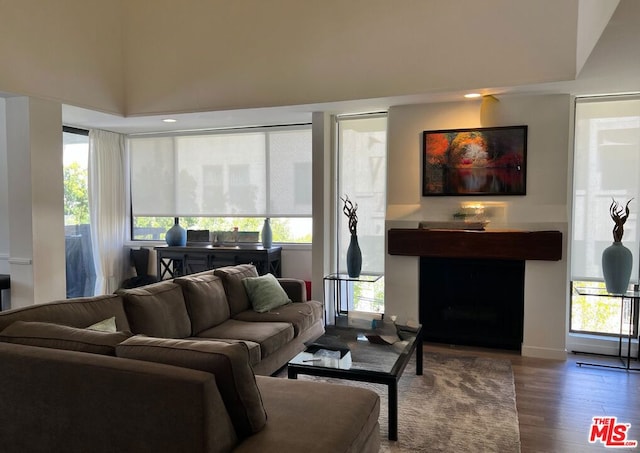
[602,241,633,294]
[346,234,362,278]
[261,218,273,248]
[165,220,186,246]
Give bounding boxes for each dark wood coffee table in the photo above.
[287,322,422,441]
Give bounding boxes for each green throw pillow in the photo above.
[242,273,291,313]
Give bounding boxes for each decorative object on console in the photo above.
[602,198,634,294]
[186,229,210,244]
[261,218,273,248]
[422,125,527,196]
[165,218,186,246]
[341,195,362,278]
[419,220,489,231]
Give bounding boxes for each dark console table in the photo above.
[154,245,282,280]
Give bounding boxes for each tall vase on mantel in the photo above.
[165,218,186,246]
[346,234,362,278]
[261,218,273,249]
[602,199,633,294]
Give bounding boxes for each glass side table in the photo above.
[323,273,383,323]
[573,286,640,371]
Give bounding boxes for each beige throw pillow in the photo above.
[86,316,117,332]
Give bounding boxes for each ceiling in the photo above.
[61,0,640,136]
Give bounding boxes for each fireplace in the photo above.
[419,257,524,350]
[387,227,563,353]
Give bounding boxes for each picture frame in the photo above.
[422,125,527,196]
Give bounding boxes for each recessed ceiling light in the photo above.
[464,93,482,99]
[163,118,177,123]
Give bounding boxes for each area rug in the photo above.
[287,352,521,453]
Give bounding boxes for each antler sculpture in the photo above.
[609,198,632,242]
[340,195,358,236]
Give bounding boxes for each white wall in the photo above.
[0,98,8,274]
[5,97,66,307]
[385,94,571,359]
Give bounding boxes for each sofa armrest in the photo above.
[277,278,307,302]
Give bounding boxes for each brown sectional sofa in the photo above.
[0,264,381,453]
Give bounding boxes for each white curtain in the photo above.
[89,129,126,294]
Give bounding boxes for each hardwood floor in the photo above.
[426,343,640,453]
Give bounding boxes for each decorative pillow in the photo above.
[242,273,291,313]
[116,335,267,439]
[86,316,117,332]
[0,320,132,355]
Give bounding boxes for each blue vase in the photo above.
[165,220,186,246]
[347,234,362,278]
[261,218,273,248]
[602,241,633,294]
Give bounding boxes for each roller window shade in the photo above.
[571,97,640,282]
[129,126,312,217]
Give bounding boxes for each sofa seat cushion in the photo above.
[0,320,133,356]
[116,336,267,439]
[213,264,259,316]
[197,319,294,359]
[242,273,291,313]
[174,273,231,335]
[186,337,261,368]
[233,300,323,337]
[234,376,380,453]
[117,280,191,338]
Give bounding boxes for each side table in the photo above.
[573,286,640,371]
[323,273,383,323]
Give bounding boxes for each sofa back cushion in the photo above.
[0,294,130,333]
[213,264,259,316]
[174,273,231,335]
[116,336,267,439]
[117,281,191,338]
[0,320,132,355]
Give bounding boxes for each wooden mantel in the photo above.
[387,228,562,261]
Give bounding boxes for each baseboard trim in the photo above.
[521,345,567,360]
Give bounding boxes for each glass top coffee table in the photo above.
[287,321,422,441]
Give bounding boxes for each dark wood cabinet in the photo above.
[154,245,282,280]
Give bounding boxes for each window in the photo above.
[571,96,640,336]
[336,114,387,313]
[63,127,96,297]
[128,125,312,242]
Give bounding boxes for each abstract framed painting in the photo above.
[422,125,527,196]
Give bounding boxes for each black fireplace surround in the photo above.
[420,257,524,350]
